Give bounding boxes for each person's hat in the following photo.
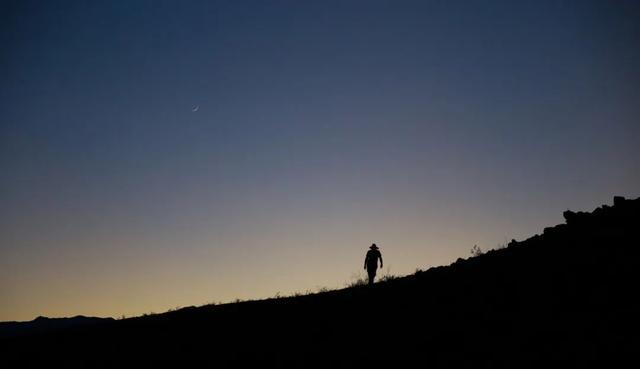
[369,243,379,249]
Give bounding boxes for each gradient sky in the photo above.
[1,0,639,321]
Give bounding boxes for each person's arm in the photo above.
[378,252,383,269]
[364,254,368,270]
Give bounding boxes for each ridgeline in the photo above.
[2,196,639,368]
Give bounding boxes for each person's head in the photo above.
[370,243,379,250]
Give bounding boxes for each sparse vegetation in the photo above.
[345,272,368,288]
[470,244,484,257]
[377,266,398,282]
[378,274,398,282]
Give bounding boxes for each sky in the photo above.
[1,0,639,321]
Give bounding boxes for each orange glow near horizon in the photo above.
[2,193,634,321]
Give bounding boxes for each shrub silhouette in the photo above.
[470,244,484,256]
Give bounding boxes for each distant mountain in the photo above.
[2,196,638,368]
[0,315,113,338]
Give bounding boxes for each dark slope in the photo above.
[2,196,639,368]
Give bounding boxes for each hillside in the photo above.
[2,196,639,368]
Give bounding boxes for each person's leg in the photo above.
[368,270,375,285]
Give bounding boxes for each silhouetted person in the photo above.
[364,243,383,285]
